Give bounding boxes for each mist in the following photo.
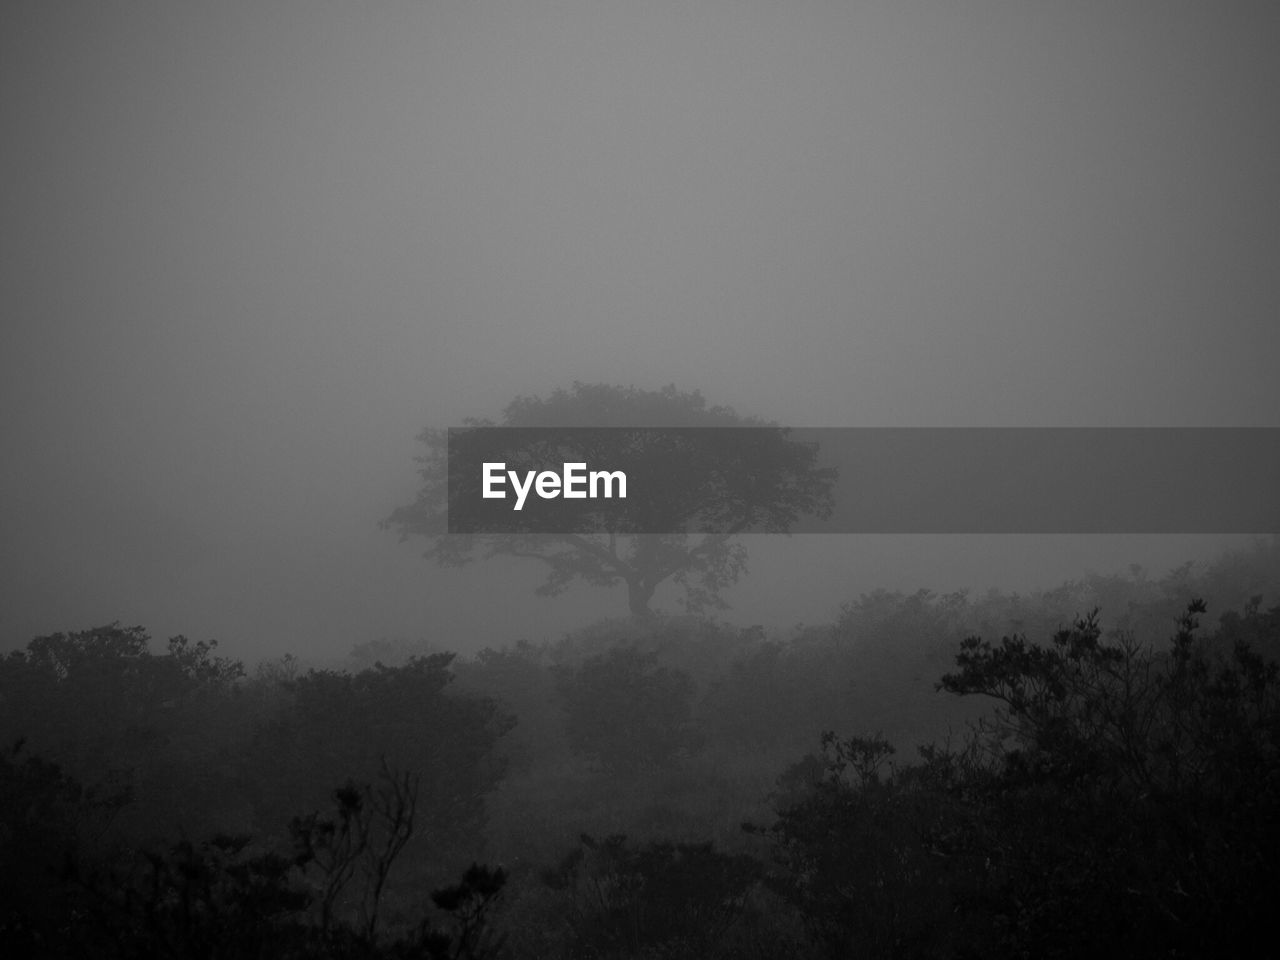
[4,3,1280,955]
[4,1,1274,663]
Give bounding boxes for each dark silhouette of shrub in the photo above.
[541,832,762,959]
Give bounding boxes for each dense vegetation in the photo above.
[3,538,1278,957]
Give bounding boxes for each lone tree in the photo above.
[383,383,836,618]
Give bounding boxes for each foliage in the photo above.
[934,599,1280,957]
[449,641,568,774]
[0,746,505,959]
[382,382,836,617]
[289,762,420,939]
[701,638,822,750]
[4,540,1277,957]
[556,647,702,775]
[0,623,245,838]
[764,600,1280,959]
[0,741,132,955]
[429,863,509,960]
[540,833,763,959]
[244,654,514,859]
[79,768,507,960]
[761,734,960,959]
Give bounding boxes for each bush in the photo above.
[556,647,702,775]
[540,833,763,959]
[765,601,1280,959]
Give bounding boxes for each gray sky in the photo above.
[3,1,1277,661]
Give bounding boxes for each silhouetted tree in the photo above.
[762,733,958,959]
[0,741,131,955]
[82,766,506,960]
[0,623,244,837]
[758,601,1280,959]
[383,382,836,618]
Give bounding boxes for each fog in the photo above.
[3,0,1276,662]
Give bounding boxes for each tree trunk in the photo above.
[627,578,656,620]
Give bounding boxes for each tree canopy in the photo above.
[383,383,836,617]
